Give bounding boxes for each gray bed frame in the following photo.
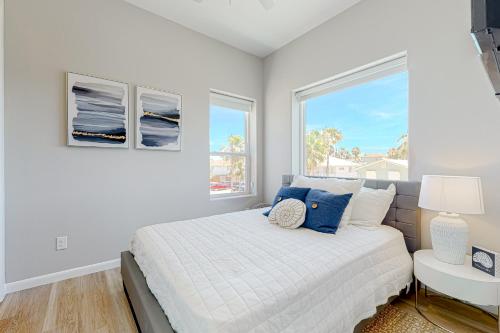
[121,175,421,333]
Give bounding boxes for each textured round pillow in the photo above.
[268,198,306,229]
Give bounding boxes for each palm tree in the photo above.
[386,134,408,160]
[351,147,361,162]
[222,135,244,153]
[321,128,343,175]
[222,135,245,188]
[338,147,351,160]
[387,147,399,159]
[305,130,327,175]
[397,134,408,160]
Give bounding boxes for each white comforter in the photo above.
[130,208,413,333]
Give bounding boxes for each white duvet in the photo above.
[130,208,413,333]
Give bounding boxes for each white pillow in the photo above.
[268,199,306,229]
[291,175,364,227]
[350,184,396,227]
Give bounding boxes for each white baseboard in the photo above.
[5,258,120,294]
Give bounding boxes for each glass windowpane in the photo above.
[210,155,247,195]
[210,106,246,154]
[303,71,408,181]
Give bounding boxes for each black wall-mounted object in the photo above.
[471,0,500,99]
[472,0,500,31]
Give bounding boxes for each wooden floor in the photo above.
[0,269,137,333]
[394,289,498,333]
[0,268,497,333]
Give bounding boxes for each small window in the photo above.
[388,171,401,181]
[366,171,377,179]
[293,54,409,181]
[209,92,255,198]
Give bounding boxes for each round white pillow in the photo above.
[268,198,306,229]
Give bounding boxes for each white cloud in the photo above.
[370,111,397,119]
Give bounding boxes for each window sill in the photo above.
[210,193,257,201]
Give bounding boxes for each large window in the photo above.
[294,54,409,181]
[209,92,255,197]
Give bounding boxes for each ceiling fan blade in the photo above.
[258,0,275,10]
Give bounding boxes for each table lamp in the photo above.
[418,175,485,265]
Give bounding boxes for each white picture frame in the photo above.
[67,72,129,148]
[135,86,182,151]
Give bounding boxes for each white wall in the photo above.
[6,0,500,284]
[5,0,263,282]
[0,0,5,299]
[264,0,500,252]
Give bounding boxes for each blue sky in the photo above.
[210,106,246,152]
[306,71,408,154]
[210,71,408,154]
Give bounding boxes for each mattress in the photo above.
[130,208,413,333]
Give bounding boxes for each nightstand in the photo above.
[414,249,500,332]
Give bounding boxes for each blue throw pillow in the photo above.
[263,186,311,217]
[303,190,353,234]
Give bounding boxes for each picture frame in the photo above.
[135,86,182,151]
[67,72,129,148]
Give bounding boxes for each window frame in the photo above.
[291,52,409,179]
[209,90,257,199]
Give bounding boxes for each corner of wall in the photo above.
[0,0,5,300]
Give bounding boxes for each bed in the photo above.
[121,176,421,333]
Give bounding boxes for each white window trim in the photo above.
[209,90,257,199]
[291,52,409,177]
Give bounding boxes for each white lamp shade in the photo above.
[418,175,485,215]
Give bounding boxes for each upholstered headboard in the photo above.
[282,175,421,253]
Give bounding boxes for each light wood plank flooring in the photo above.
[0,269,137,333]
[394,289,498,333]
[0,268,497,333]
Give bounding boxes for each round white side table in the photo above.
[414,249,500,333]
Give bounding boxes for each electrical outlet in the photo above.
[56,236,67,251]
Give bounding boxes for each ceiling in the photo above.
[124,0,362,57]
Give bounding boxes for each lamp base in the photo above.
[430,212,468,265]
